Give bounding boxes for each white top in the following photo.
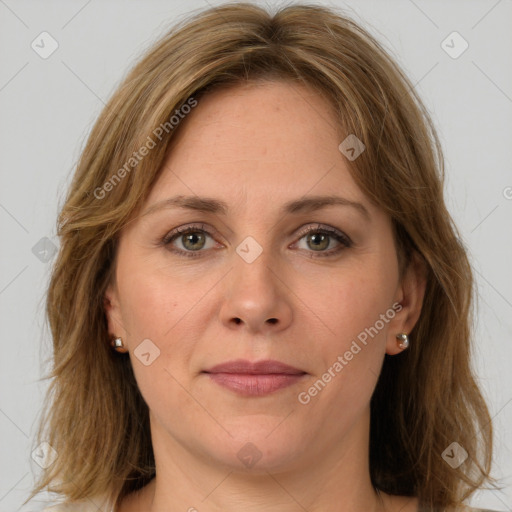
[39,493,500,512]
[41,493,114,512]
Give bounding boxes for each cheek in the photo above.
[301,255,398,407]
[297,277,392,420]
[118,271,199,422]
[118,259,196,341]
[315,264,395,344]
[115,264,191,382]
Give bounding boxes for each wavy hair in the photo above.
[27,3,494,510]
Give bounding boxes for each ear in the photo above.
[385,250,427,355]
[104,281,128,342]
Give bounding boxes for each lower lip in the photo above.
[205,372,306,396]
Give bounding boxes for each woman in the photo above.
[26,2,498,511]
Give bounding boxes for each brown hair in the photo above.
[27,3,494,510]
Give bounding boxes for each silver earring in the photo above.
[396,333,409,350]
[112,337,123,348]
[110,336,128,353]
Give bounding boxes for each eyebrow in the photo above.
[141,194,371,221]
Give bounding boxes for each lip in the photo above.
[204,359,305,375]
[203,359,307,396]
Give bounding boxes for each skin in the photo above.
[105,80,426,512]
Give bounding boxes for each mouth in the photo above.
[202,359,307,396]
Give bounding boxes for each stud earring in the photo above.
[396,333,409,350]
[110,336,128,353]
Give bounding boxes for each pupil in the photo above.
[309,233,328,250]
[184,232,204,250]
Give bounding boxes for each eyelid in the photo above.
[161,223,217,245]
[161,222,352,257]
[293,223,352,247]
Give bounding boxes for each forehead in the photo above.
[170,79,342,155]
[146,80,366,209]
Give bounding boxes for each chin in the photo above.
[202,421,308,474]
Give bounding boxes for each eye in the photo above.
[162,224,219,258]
[292,224,352,257]
[161,223,352,259]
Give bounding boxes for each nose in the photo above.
[219,244,293,335]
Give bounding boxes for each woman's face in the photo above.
[105,80,424,474]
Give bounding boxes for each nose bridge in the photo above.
[232,233,279,297]
[220,231,292,332]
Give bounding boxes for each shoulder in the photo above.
[41,505,93,512]
[41,504,106,512]
[438,507,502,512]
[39,494,113,512]
[382,493,502,512]
[455,506,503,512]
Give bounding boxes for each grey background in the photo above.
[0,0,511,511]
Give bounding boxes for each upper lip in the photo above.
[203,359,306,375]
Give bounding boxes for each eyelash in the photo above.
[161,223,352,259]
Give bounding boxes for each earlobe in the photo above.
[103,285,129,353]
[386,251,427,355]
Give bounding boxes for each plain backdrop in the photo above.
[0,1,511,511]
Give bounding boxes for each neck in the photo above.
[123,408,387,512]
